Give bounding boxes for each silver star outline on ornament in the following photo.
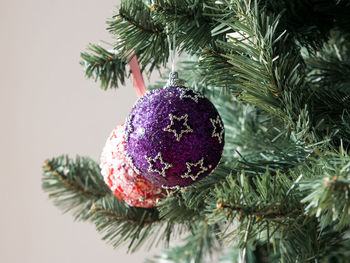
[145,152,172,178]
[125,154,141,174]
[161,185,184,190]
[210,116,224,144]
[181,158,208,181]
[124,114,134,142]
[163,113,193,142]
[179,88,203,103]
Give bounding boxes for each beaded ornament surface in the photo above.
[125,85,225,188]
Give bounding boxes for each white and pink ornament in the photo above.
[100,124,165,208]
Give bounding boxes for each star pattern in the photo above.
[163,113,193,142]
[181,158,208,181]
[161,185,184,190]
[210,116,224,144]
[125,154,141,174]
[145,152,172,177]
[124,114,134,142]
[179,88,203,103]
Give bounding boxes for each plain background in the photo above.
[0,0,161,262]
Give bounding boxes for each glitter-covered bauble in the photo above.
[125,85,224,188]
[100,124,165,208]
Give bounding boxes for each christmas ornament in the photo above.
[125,74,225,188]
[100,124,165,208]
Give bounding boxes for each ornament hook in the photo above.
[166,5,185,87]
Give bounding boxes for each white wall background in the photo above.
[0,0,159,262]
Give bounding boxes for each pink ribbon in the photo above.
[128,55,146,98]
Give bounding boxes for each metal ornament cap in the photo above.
[125,85,225,188]
[167,72,186,87]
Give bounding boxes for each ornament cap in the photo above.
[167,71,185,87]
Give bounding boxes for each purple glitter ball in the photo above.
[125,86,224,188]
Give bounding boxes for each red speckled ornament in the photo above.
[100,124,166,208]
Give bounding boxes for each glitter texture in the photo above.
[125,86,225,188]
[100,124,165,208]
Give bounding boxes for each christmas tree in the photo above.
[42,0,350,262]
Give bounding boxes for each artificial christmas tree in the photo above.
[42,0,350,262]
